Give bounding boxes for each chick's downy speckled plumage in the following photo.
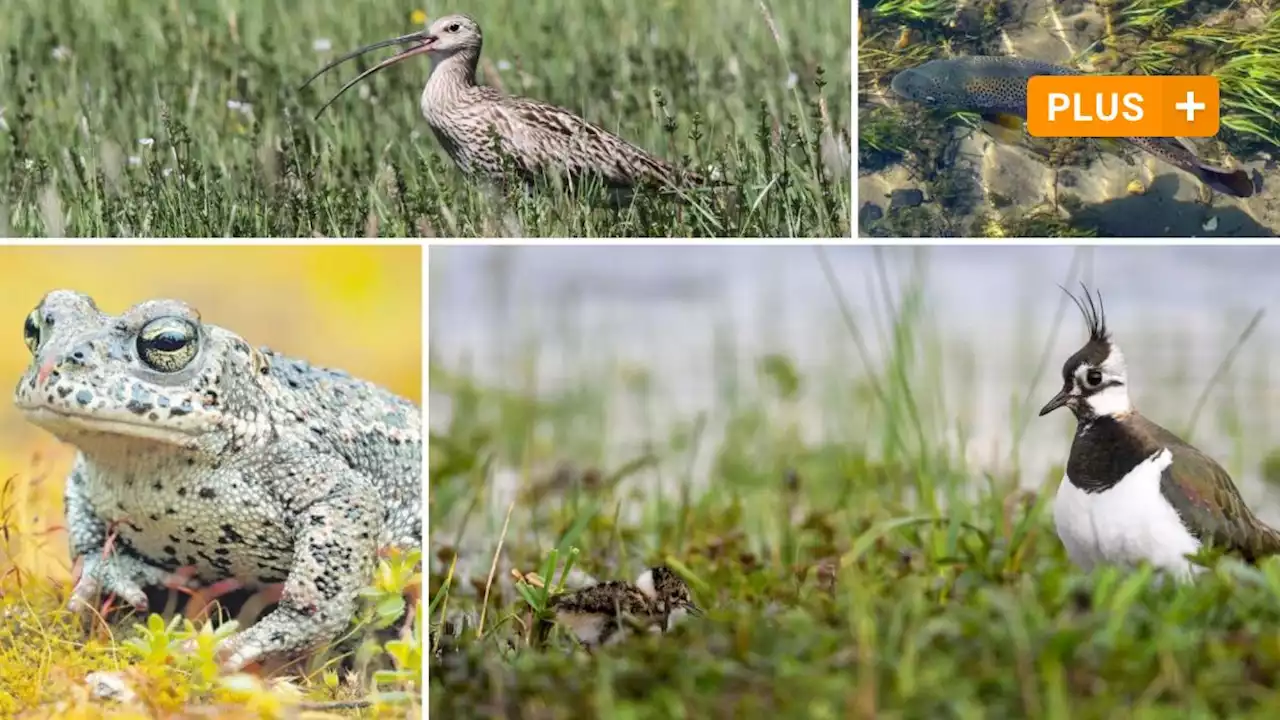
[13,290,422,671]
[545,565,701,647]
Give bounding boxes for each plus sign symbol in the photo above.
[1175,90,1206,123]
[1160,76,1220,138]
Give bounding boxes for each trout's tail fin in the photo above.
[1199,166,1256,198]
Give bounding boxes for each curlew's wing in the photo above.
[482,90,705,192]
[1133,415,1280,562]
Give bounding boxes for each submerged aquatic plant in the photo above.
[1216,51,1280,148]
[1114,1,1280,149]
[1118,0,1192,32]
[870,0,959,25]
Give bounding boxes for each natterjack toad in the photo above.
[13,290,422,671]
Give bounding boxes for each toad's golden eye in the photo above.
[137,317,200,373]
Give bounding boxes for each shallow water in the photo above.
[857,0,1280,237]
[431,245,1280,520]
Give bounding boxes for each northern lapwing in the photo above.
[1039,285,1280,580]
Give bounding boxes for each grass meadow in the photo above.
[1,0,851,238]
[0,246,422,717]
[429,247,1280,718]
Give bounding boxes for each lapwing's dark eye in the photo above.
[1084,368,1103,388]
[137,317,200,373]
[22,310,40,354]
[447,22,460,32]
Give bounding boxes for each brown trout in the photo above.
[890,55,1255,198]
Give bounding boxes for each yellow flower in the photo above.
[410,9,427,26]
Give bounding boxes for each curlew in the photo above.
[302,13,708,198]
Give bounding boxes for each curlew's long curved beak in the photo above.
[300,30,437,120]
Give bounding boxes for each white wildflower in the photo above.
[313,38,332,52]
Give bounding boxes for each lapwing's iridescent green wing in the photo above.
[1133,414,1280,561]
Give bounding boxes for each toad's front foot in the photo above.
[69,551,192,616]
[214,601,349,672]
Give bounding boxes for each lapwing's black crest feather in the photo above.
[1059,283,1109,343]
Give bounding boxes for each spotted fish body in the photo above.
[891,56,1255,198]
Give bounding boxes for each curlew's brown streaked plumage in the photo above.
[302,13,709,197]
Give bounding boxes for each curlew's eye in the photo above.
[22,310,41,354]
[137,317,200,373]
[1083,368,1103,388]
[447,22,460,32]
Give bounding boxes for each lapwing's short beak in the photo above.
[685,602,704,617]
[300,29,437,120]
[1038,388,1071,416]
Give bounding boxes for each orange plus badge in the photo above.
[1026,75,1219,138]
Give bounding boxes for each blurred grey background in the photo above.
[430,245,1280,521]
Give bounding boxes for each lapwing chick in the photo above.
[545,565,702,649]
[1040,285,1280,581]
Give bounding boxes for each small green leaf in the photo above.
[514,581,542,611]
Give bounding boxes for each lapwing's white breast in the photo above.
[1053,447,1202,580]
